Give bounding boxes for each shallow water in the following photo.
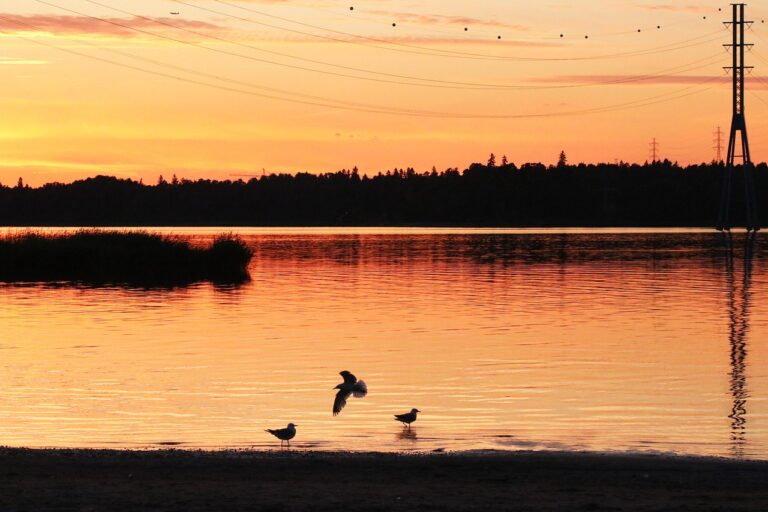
[0,228,766,458]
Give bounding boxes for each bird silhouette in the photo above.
[265,423,297,448]
[394,408,421,429]
[333,370,367,415]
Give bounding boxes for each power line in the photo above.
[0,26,442,117]
[39,0,526,89]
[354,2,722,41]
[180,0,726,62]
[0,23,721,120]
[23,0,725,92]
[0,16,454,116]
[3,1,728,119]
[4,14,723,102]
[198,0,724,62]
[748,88,768,106]
[187,0,503,60]
[85,0,724,83]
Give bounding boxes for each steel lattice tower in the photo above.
[718,3,759,231]
[649,138,659,162]
[714,126,724,163]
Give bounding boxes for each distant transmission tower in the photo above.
[718,3,759,232]
[649,138,659,162]
[714,126,724,163]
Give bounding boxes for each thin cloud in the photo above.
[367,10,528,31]
[0,56,47,65]
[0,13,226,40]
[637,4,708,13]
[0,11,536,46]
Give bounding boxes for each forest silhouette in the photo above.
[1,159,764,227]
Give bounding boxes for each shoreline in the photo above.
[3,445,767,461]
[2,448,767,511]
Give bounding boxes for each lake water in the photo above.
[1,228,766,459]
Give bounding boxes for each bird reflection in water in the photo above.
[397,429,418,442]
[723,232,756,458]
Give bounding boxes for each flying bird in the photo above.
[394,408,421,429]
[265,423,297,448]
[333,370,367,416]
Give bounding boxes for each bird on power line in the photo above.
[265,423,297,448]
[163,0,724,63]
[394,408,421,430]
[333,371,368,416]
[8,2,726,120]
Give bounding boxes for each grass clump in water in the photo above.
[0,230,253,285]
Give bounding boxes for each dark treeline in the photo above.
[0,160,764,226]
[0,231,252,285]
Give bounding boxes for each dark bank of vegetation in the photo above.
[0,158,765,227]
[1,449,767,512]
[0,231,253,285]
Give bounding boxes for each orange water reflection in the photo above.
[0,229,766,458]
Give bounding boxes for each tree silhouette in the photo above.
[0,161,759,227]
[557,151,568,168]
[487,153,496,167]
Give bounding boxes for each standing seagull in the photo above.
[333,370,368,416]
[265,423,297,448]
[394,408,421,429]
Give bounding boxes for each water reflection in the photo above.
[1,230,767,458]
[249,232,738,266]
[724,232,756,457]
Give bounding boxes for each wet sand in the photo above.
[1,448,766,511]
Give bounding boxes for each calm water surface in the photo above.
[0,228,766,458]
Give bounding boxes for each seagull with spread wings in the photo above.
[333,370,367,416]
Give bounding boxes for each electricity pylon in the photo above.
[718,3,759,232]
[714,126,724,163]
[649,138,659,162]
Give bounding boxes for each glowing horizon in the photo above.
[1,0,768,186]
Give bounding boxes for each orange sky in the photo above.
[1,0,768,185]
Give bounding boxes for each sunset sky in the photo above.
[2,0,768,185]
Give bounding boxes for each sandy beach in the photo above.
[0,448,766,511]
